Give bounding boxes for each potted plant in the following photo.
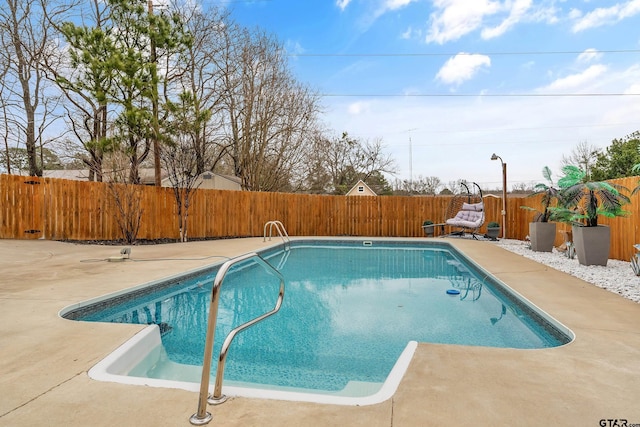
[486,221,500,241]
[520,166,560,252]
[422,220,435,237]
[549,165,630,266]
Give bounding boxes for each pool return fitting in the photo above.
[189,252,285,425]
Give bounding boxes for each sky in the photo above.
[224,0,640,190]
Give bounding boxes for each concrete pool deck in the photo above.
[0,237,639,426]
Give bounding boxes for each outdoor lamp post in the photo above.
[491,153,507,239]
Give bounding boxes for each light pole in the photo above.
[491,153,507,239]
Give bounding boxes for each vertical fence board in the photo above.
[0,175,10,236]
[26,177,42,239]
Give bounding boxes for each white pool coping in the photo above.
[87,324,418,406]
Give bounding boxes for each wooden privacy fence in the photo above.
[2,173,640,261]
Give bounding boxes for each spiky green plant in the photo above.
[521,166,561,222]
[549,165,630,227]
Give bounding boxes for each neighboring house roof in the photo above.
[43,170,91,180]
[137,168,168,184]
[161,172,242,191]
[346,180,377,196]
[213,173,242,186]
[41,168,167,185]
[38,169,241,191]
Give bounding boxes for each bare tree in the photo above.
[421,176,443,195]
[299,129,333,193]
[160,141,201,242]
[108,180,144,244]
[561,141,601,181]
[355,137,396,181]
[318,132,356,194]
[322,132,396,194]
[0,58,16,173]
[396,175,442,195]
[170,4,228,175]
[445,180,469,195]
[218,26,322,191]
[511,181,535,194]
[50,0,113,181]
[102,155,143,243]
[0,0,70,176]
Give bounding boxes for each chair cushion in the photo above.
[446,209,484,228]
[462,202,483,212]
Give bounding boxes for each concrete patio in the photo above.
[0,237,639,426]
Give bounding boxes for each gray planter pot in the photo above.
[572,225,610,266]
[422,225,434,237]
[486,227,500,241]
[529,222,556,252]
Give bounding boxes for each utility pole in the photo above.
[409,135,413,185]
[406,128,417,194]
[149,0,161,186]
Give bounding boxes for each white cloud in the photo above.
[624,83,640,95]
[521,60,535,70]
[351,0,418,34]
[401,26,413,39]
[401,25,423,40]
[568,8,582,20]
[369,0,419,26]
[539,64,608,92]
[383,0,416,11]
[426,0,501,44]
[577,48,602,64]
[348,101,372,115]
[527,3,560,24]
[617,64,640,94]
[336,0,351,11]
[572,0,640,32]
[481,0,532,39]
[285,40,305,56]
[435,53,491,86]
[426,0,560,44]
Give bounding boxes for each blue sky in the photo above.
[225,0,640,190]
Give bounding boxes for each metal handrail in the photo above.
[263,220,290,249]
[275,248,290,270]
[189,253,285,425]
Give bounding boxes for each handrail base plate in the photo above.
[189,412,212,425]
[208,394,229,405]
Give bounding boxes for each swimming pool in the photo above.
[62,239,573,404]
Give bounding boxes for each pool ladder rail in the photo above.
[189,252,285,426]
[263,220,290,250]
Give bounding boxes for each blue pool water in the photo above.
[65,240,571,394]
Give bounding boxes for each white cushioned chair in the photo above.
[445,202,485,239]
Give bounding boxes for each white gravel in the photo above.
[495,239,640,304]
